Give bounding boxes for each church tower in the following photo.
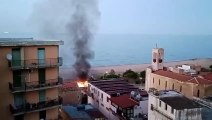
[152,48,164,71]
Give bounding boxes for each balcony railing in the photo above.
[9,57,62,70]
[9,97,63,116]
[9,77,63,93]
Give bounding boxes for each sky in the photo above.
[0,0,211,35]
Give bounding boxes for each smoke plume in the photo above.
[67,0,99,80]
[29,0,100,80]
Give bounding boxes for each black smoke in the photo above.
[29,0,100,80]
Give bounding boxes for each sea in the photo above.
[1,33,212,68]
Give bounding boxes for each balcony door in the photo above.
[13,70,23,88]
[38,68,45,84]
[12,48,21,67]
[38,48,45,65]
[39,90,46,102]
[14,93,24,107]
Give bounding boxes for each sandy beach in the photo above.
[60,58,212,80]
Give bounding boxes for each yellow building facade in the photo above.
[0,38,63,120]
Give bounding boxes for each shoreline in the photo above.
[60,58,212,80]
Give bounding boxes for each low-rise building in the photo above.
[148,89,202,120]
[87,79,148,120]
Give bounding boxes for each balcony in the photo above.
[9,57,62,70]
[9,97,62,116]
[9,77,63,93]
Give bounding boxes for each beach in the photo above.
[60,58,212,80]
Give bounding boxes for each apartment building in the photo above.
[148,89,202,120]
[0,38,63,120]
[87,79,148,120]
[145,48,212,98]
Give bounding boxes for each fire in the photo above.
[77,81,88,88]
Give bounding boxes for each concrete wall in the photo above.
[0,47,14,120]
[134,100,148,117]
[148,94,175,120]
[175,108,202,120]
[88,83,119,120]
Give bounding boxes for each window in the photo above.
[172,83,174,90]
[38,48,45,64]
[159,101,161,107]
[98,91,99,96]
[101,93,103,101]
[171,107,174,114]
[153,78,154,84]
[159,79,160,85]
[165,81,167,89]
[150,104,153,111]
[180,86,182,92]
[165,104,167,110]
[101,103,104,107]
[197,90,200,97]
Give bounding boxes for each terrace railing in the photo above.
[9,57,62,70]
[9,97,62,116]
[9,77,63,93]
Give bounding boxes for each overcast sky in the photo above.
[0,0,211,35]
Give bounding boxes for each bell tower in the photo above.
[152,48,164,71]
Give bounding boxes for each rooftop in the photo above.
[63,104,106,120]
[110,94,139,108]
[160,96,201,110]
[0,38,63,46]
[89,79,138,95]
[153,70,212,85]
[150,90,201,110]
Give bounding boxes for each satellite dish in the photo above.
[131,91,135,97]
[136,94,141,100]
[6,54,12,61]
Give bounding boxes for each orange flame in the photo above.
[77,81,88,88]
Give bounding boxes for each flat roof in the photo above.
[63,104,106,120]
[0,38,64,46]
[89,79,138,95]
[160,96,201,110]
[151,90,201,110]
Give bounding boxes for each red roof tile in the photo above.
[204,73,212,81]
[110,94,139,108]
[153,70,212,85]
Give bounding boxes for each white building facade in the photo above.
[148,89,202,120]
[87,79,148,120]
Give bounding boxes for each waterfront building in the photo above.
[145,48,212,99]
[0,38,63,120]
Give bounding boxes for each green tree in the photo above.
[139,71,146,78]
[123,69,138,79]
[109,69,115,75]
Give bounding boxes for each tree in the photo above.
[109,69,115,75]
[139,71,146,78]
[123,69,138,79]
